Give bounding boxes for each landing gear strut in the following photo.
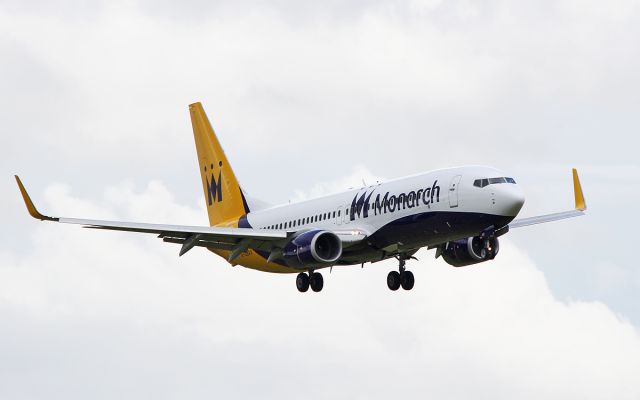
[387,257,415,291]
[296,271,323,293]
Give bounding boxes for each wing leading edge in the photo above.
[509,168,586,229]
[14,176,287,258]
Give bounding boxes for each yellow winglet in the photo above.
[572,168,587,211]
[14,175,57,221]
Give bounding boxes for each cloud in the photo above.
[291,164,385,202]
[1,180,639,399]
[1,1,640,395]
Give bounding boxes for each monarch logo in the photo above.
[204,162,223,206]
[350,180,441,221]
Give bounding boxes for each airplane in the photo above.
[15,102,587,293]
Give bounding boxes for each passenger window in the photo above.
[333,211,336,218]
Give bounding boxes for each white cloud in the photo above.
[2,1,640,395]
[1,180,639,399]
[291,164,385,202]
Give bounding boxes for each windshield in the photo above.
[473,177,516,188]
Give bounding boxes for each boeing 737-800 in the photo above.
[15,102,587,292]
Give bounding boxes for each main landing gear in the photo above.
[296,271,324,293]
[387,257,415,291]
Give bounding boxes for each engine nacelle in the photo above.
[441,236,500,267]
[282,230,343,269]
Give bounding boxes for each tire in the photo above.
[310,272,324,292]
[387,271,401,291]
[400,270,415,290]
[296,273,310,292]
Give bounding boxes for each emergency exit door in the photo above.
[449,175,462,208]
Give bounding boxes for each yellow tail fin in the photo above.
[189,102,250,227]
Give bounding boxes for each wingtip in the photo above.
[14,175,57,221]
[572,168,587,211]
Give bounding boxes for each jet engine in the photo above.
[282,230,343,269]
[440,236,499,267]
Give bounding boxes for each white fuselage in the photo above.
[243,166,525,266]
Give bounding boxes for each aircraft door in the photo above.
[449,175,462,208]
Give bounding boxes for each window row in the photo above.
[262,209,347,230]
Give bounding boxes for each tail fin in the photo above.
[189,102,250,227]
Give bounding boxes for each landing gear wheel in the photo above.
[309,272,324,292]
[296,273,309,292]
[400,270,415,290]
[387,271,401,291]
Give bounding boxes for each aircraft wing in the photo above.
[509,168,586,229]
[15,176,288,258]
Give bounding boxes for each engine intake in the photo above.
[441,236,499,267]
[282,230,342,269]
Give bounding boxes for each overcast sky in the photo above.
[1,0,640,398]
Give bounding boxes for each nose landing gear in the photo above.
[387,257,415,291]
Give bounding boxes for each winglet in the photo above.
[14,176,58,221]
[572,168,587,211]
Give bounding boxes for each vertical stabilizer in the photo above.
[189,102,250,227]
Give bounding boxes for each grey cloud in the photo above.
[1,2,640,395]
[1,181,639,399]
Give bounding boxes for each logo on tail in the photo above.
[205,161,223,205]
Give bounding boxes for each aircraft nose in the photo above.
[498,185,525,217]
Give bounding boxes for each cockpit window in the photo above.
[474,179,488,188]
[474,177,516,188]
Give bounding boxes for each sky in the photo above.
[1,0,640,398]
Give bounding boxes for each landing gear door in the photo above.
[449,175,462,208]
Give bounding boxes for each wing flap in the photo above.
[60,217,286,240]
[15,176,287,256]
[509,209,584,228]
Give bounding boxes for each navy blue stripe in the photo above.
[238,214,251,228]
[334,210,514,266]
[239,187,251,214]
[367,210,513,250]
